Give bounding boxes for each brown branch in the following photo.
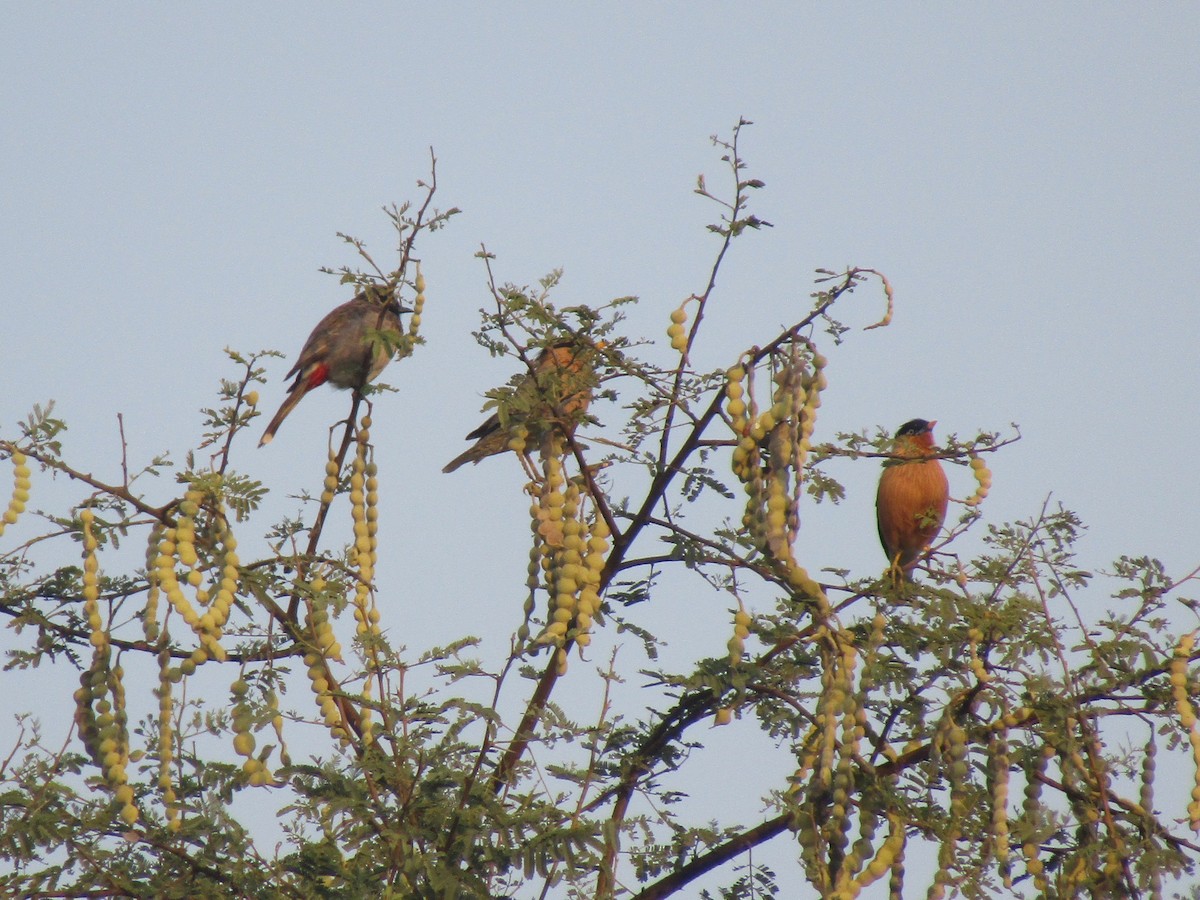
[1,442,169,522]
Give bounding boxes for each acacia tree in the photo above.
[2,123,1199,899]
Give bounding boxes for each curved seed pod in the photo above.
[667,305,689,353]
[1171,633,1200,828]
[844,812,904,896]
[230,674,258,768]
[304,649,348,742]
[728,607,751,666]
[1139,731,1156,821]
[268,689,290,767]
[964,455,993,507]
[967,627,992,683]
[321,452,339,507]
[1021,743,1053,892]
[0,449,32,536]
[408,264,425,337]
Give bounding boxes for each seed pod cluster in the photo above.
[74,651,137,825]
[0,448,31,536]
[963,455,993,507]
[1170,632,1200,829]
[667,305,689,353]
[151,489,241,681]
[533,440,570,645]
[929,710,969,900]
[836,798,879,895]
[71,509,137,823]
[726,344,829,605]
[793,630,862,891]
[530,436,608,674]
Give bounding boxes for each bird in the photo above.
[443,337,604,473]
[875,418,949,579]
[259,286,408,446]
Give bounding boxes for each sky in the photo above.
[2,4,1199,896]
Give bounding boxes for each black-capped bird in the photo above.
[259,286,408,446]
[443,337,604,473]
[876,418,949,579]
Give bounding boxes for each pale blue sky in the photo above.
[2,5,1198,896]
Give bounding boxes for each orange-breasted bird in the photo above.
[259,286,408,446]
[443,337,604,473]
[875,418,949,579]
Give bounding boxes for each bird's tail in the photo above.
[258,387,305,447]
[441,448,479,473]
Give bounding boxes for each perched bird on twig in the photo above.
[876,418,949,580]
[259,286,408,446]
[443,337,604,473]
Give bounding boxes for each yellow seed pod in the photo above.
[785,563,826,604]
[0,449,31,535]
[155,649,177,827]
[80,510,107,648]
[963,455,993,507]
[507,423,529,455]
[410,263,426,337]
[1172,633,1200,828]
[989,726,1012,885]
[667,306,689,352]
[1021,744,1052,892]
[1173,633,1197,730]
[727,634,745,666]
[667,322,688,353]
[233,730,256,757]
[348,438,380,645]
